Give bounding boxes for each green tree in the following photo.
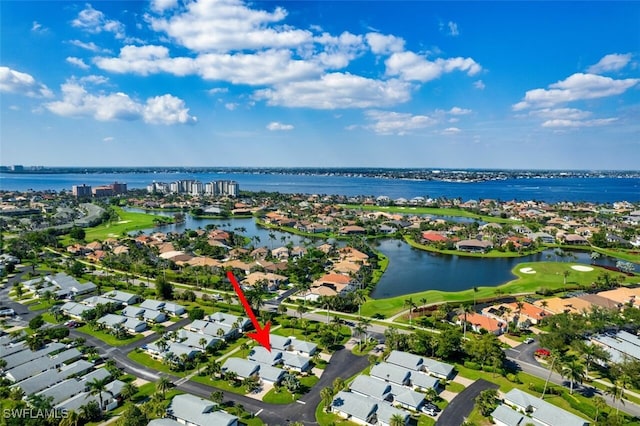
[86,377,109,411]
[157,376,172,398]
[116,404,147,426]
[561,359,585,394]
[389,413,406,426]
[155,274,174,300]
[475,388,499,416]
[210,390,224,405]
[29,314,45,330]
[189,307,205,320]
[69,227,86,241]
[320,386,334,412]
[120,382,138,401]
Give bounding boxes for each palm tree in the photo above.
[26,333,44,351]
[353,290,367,317]
[199,337,208,352]
[593,395,607,422]
[458,304,474,339]
[354,322,367,350]
[211,390,224,405]
[472,286,479,306]
[561,359,585,394]
[156,376,172,398]
[206,359,222,379]
[389,413,406,426]
[240,342,249,357]
[86,377,109,411]
[120,382,138,401]
[319,296,333,324]
[404,297,416,326]
[320,386,334,412]
[59,410,81,426]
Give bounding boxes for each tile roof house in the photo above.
[458,312,505,335]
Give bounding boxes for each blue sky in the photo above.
[1,1,638,169]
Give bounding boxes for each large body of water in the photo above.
[126,209,637,298]
[1,171,639,203]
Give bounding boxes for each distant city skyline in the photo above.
[1,1,639,169]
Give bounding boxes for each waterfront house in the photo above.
[455,239,493,253]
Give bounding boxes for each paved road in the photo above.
[505,340,540,366]
[0,267,45,323]
[436,379,498,426]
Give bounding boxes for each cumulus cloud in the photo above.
[66,57,90,70]
[254,73,412,109]
[365,33,405,55]
[95,45,322,86]
[474,80,485,90]
[72,4,126,39]
[385,51,481,82]
[513,73,639,110]
[208,87,228,95]
[149,0,313,52]
[587,53,633,74]
[225,103,238,110]
[266,121,294,131]
[364,110,436,135]
[44,81,196,124]
[529,108,592,121]
[0,66,53,98]
[150,0,178,13]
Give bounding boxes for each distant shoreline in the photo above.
[2,166,639,182]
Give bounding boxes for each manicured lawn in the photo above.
[83,207,173,241]
[262,374,320,404]
[315,401,361,426]
[445,381,466,393]
[371,252,388,285]
[341,204,519,224]
[27,300,59,311]
[190,373,247,395]
[127,350,192,377]
[41,312,62,324]
[76,325,144,346]
[361,261,636,318]
[591,246,640,264]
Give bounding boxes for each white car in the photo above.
[524,337,535,344]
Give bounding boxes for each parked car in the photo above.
[421,406,437,416]
[524,337,535,344]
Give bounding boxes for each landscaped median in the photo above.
[360,261,636,318]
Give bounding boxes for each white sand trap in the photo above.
[520,267,537,274]
[116,220,132,224]
[571,265,594,272]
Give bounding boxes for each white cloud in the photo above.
[225,103,238,110]
[266,121,294,131]
[364,110,436,135]
[441,127,461,134]
[513,73,639,110]
[149,0,313,52]
[385,51,481,82]
[0,67,53,98]
[312,31,366,69]
[78,75,109,85]
[144,94,197,124]
[529,108,592,121]
[365,33,405,55]
[448,107,472,115]
[254,73,412,109]
[587,53,633,74]
[72,4,126,39]
[541,118,618,128]
[103,136,115,142]
[208,87,228,95]
[66,57,90,70]
[150,0,178,13]
[95,45,322,85]
[69,39,108,53]
[474,80,485,90]
[31,21,47,33]
[44,81,196,124]
[448,21,459,37]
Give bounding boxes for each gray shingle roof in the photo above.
[222,358,260,379]
[4,342,65,370]
[370,362,411,385]
[331,391,377,422]
[349,375,392,400]
[258,364,285,383]
[386,350,423,370]
[504,389,589,426]
[376,402,410,426]
[167,393,238,426]
[248,347,282,365]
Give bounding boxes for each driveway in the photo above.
[435,379,498,426]
[505,339,540,366]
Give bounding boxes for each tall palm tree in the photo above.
[156,376,172,398]
[86,377,109,411]
[404,297,416,326]
[120,382,138,402]
[457,304,474,339]
[593,395,607,422]
[199,337,208,352]
[354,322,367,350]
[561,359,585,394]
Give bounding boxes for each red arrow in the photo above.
[226,271,271,352]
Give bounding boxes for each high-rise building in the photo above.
[72,184,92,198]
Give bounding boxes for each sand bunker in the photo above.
[571,265,594,272]
[520,267,537,274]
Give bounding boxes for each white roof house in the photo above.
[499,389,590,426]
[166,394,238,426]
